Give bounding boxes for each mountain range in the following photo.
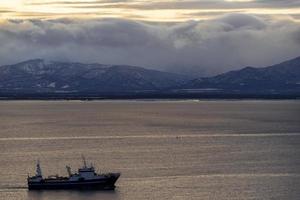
[181,56,300,95]
[0,57,299,98]
[0,59,189,94]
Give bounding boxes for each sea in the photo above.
[0,100,299,200]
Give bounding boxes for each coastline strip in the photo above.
[0,133,299,141]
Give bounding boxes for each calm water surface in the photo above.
[0,100,299,200]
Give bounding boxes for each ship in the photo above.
[27,157,120,190]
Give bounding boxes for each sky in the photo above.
[0,0,300,76]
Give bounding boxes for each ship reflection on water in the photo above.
[28,189,120,200]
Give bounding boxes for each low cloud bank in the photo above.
[0,14,299,76]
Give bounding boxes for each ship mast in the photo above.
[82,155,87,168]
[36,160,43,177]
[66,165,72,176]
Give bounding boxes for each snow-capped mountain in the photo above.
[0,59,189,93]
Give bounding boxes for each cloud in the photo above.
[2,0,300,21]
[0,13,299,76]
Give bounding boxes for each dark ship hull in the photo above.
[28,174,120,190]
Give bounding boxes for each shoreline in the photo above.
[0,94,299,101]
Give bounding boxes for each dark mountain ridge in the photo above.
[181,56,300,94]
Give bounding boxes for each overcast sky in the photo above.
[0,0,300,76]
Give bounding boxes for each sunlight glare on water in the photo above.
[0,100,299,200]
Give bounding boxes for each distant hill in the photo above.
[0,59,189,94]
[181,56,300,94]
